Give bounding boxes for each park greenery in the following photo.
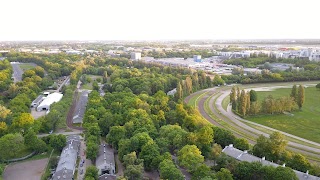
[230,85,305,117]
[1,52,320,179]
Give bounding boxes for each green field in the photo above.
[247,86,320,143]
[81,75,102,90]
[19,64,35,71]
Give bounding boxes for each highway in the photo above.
[185,83,320,162]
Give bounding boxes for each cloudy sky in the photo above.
[1,0,319,41]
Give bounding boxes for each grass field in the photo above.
[81,74,103,90]
[18,64,35,71]
[247,86,320,143]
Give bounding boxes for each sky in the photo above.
[1,0,320,41]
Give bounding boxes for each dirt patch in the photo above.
[3,158,48,180]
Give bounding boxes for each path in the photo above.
[3,158,48,180]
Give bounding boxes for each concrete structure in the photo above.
[36,92,63,111]
[30,95,44,108]
[52,135,81,180]
[96,144,116,177]
[130,52,141,60]
[222,144,320,180]
[72,90,90,124]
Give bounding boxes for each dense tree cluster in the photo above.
[230,85,305,116]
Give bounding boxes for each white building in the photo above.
[36,92,63,111]
[31,95,45,108]
[130,52,141,60]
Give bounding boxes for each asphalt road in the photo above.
[185,83,320,161]
[10,62,24,82]
[10,62,37,83]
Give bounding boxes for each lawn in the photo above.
[18,64,35,71]
[246,86,320,143]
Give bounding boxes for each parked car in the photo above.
[80,169,83,174]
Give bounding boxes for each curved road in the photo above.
[185,83,320,161]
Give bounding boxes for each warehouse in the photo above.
[36,92,63,111]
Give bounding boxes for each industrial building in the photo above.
[222,144,320,180]
[52,135,81,180]
[72,90,90,124]
[96,144,116,178]
[36,92,63,111]
[130,52,141,60]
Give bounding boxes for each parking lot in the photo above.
[3,158,48,180]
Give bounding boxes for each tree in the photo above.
[290,85,298,102]
[124,163,144,180]
[252,135,271,159]
[213,127,235,147]
[269,132,287,160]
[85,165,99,180]
[297,85,305,110]
[239,90,247,116]
[159,159,184,180]
[208,143,222,164]
[86,142,99,161]
[24,130,47,153]
[49,134,66,152]
[0,105,11,120]
[213,75,225,86]
[139,141,161,170]
[234,138,249,151]
[0,122,8,137]
[12,113,34,132]
[250,90,257,102]
[195,125,214,149]
[192,164,215,180]
[123,151,143,167]
[175,81,183,100]
[0,133,25,161]
[287,154,311,172]
[106,126,126,149]
[178,145,204,172]
[216,168,233,180]
[230,86,237,110]
[273,167,298,180]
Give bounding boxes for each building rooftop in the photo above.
[36,92,63,111]
[222,144,320,180]
[96,144,116,176]
[52,135,81,180]
[72,90,90,124]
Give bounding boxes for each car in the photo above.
[80,163,83,167]
[82,159,85,164]
[80,169,83,175]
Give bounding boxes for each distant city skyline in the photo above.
[1,0,320,41]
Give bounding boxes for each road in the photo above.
[37,131,81,138]
[10,62,24,82]
[185,83,320,162]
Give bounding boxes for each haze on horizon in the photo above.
[1,0,320,41]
